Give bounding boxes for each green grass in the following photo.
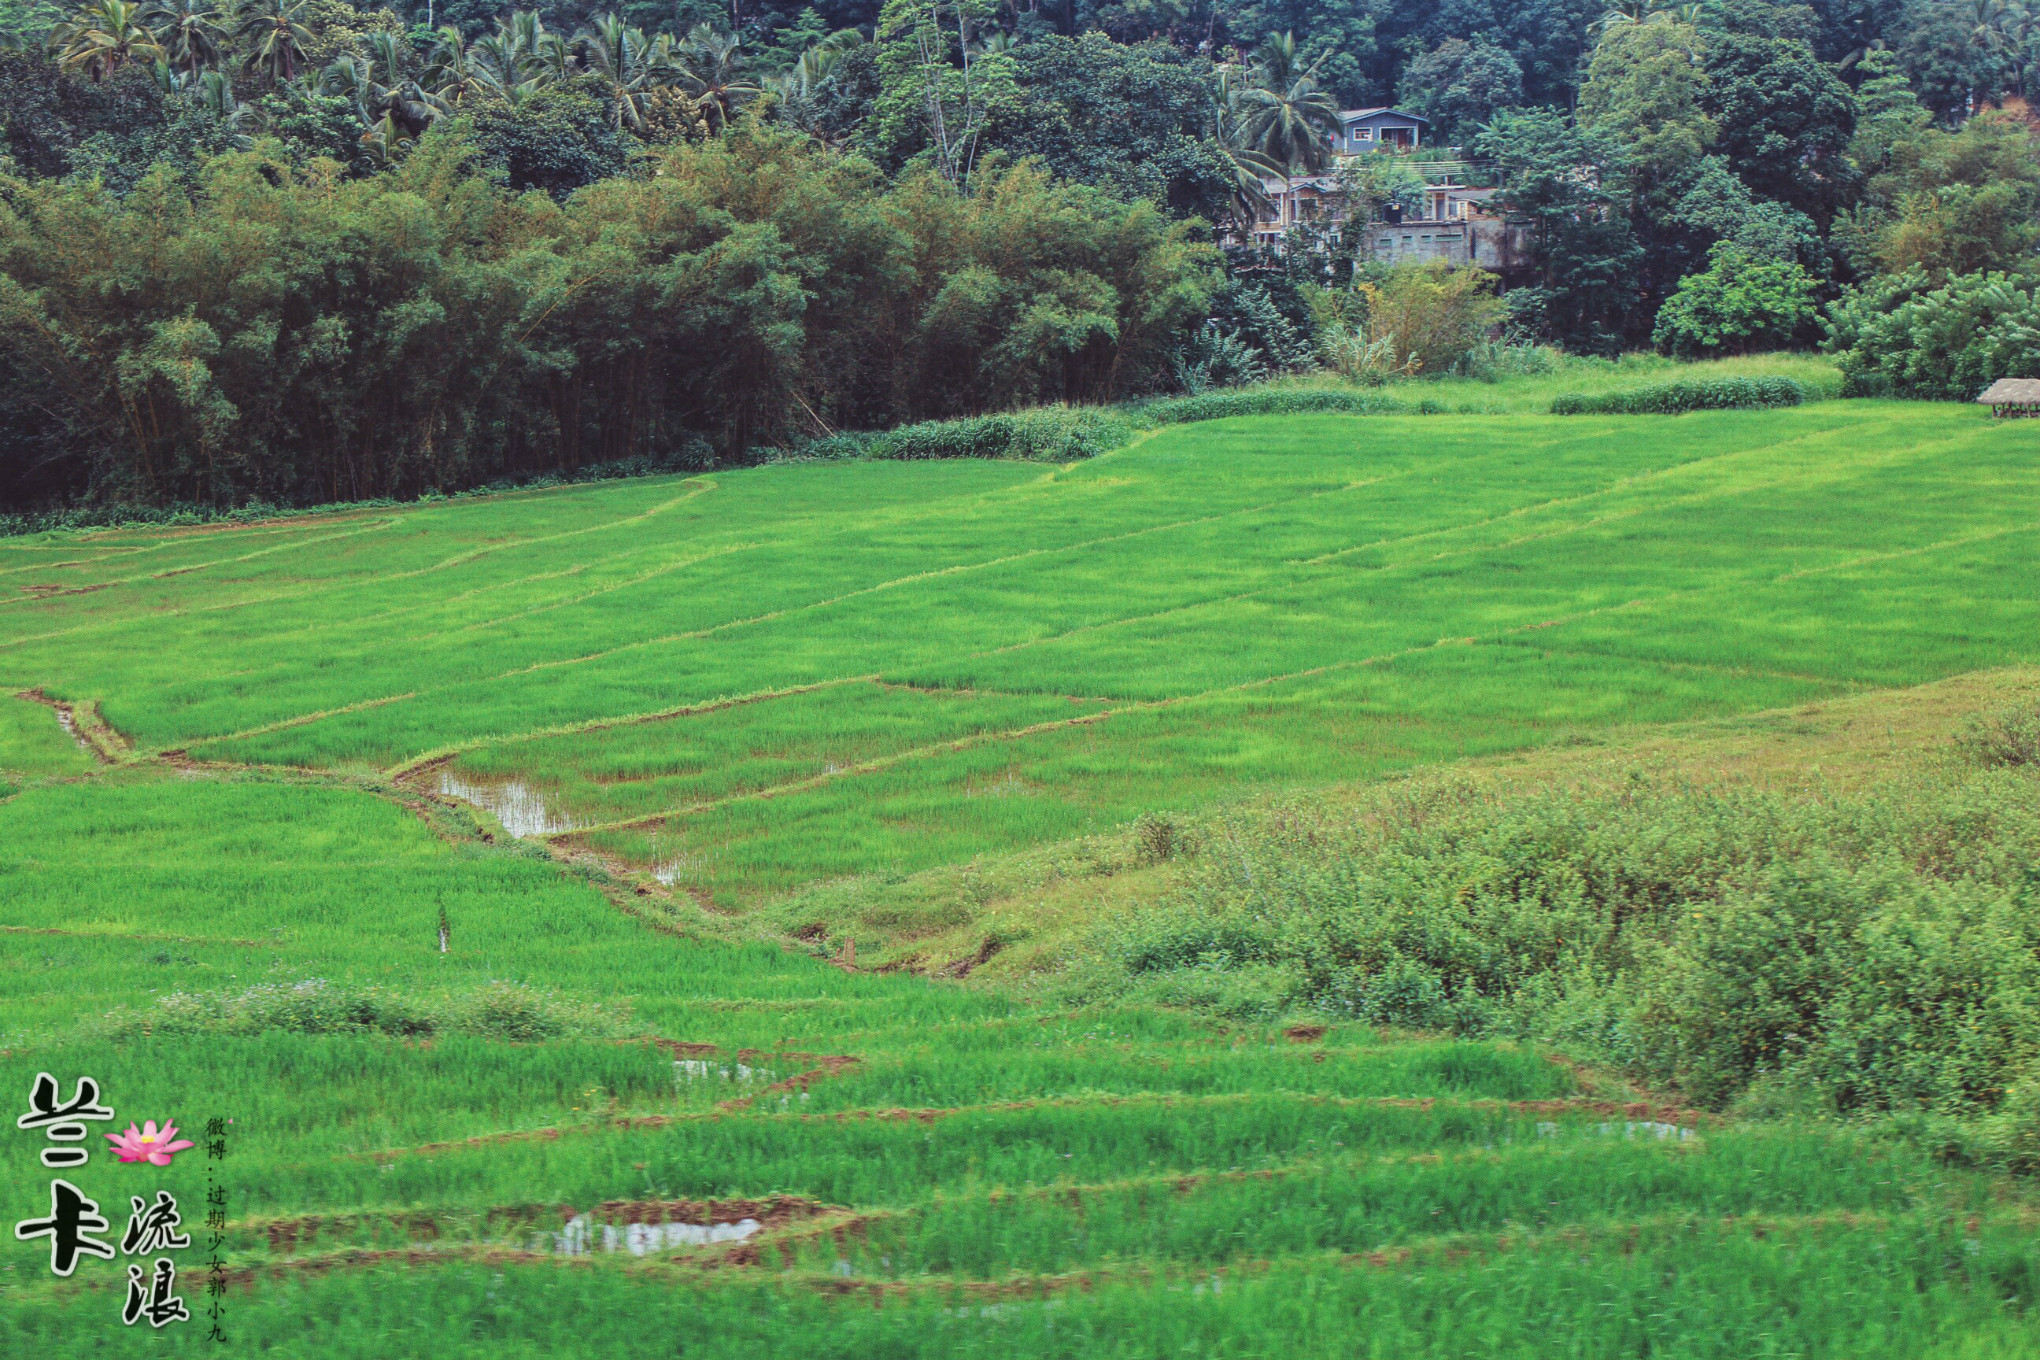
[0,692,94,778]
[1257,349,1845,413]
[6,400,2035,905]
[2,391,2037,1354]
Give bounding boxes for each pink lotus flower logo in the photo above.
[106,1120,195,1167]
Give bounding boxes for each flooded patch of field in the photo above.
[435,768,584,837]
[554,1213,762,1256]
[651,852,702,886]
[1537,1119,1697,1143]
[674,1058,773,1083]
[51,703,88,752]
[537,1196,825,1257]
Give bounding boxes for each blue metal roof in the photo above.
[1336,108,1430,125]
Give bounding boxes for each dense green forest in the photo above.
[0,0,2035,511]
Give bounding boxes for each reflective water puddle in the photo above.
[554,1214,761,1256]
[52,704,92,754]
[1538,1120,1696,1142]
[674,1059,773,1083]
[434,769,584,837]
[651,856,700,886]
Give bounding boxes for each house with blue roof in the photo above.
[1330,108,1428,154]
[1237,107,1530,275]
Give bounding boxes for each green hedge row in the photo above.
[789,407,1136,463]
[800,387,1439,466]
[1549,376,1810,414]
[789,387,1458,467]
[790,374,1822,468]
[810,373,1829,468]
[1134,388,1424,424]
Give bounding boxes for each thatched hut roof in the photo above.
[1976,378,2040,404]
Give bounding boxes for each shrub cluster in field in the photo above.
[1825,267,2040,400]
[793,407,1139,463]
[1958,701,2040,769]
[1070,713,2040,1161]
[92,978,628,1043]
[1549,377,1810,415]
[766,361,1834,470]
[778,389,1449,465]
[1136,387,1440,423]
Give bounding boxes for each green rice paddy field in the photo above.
[2,399,2039,1354]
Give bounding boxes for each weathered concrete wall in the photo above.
[1470,220,1532,273]
[1361,221,1532,274]
[1364,224,1470,266]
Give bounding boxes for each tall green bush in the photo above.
[1076,767,2040,1142]
[867,406,1135,461]
[1135,387,1413,425]
[1652,243,1820,358]
[1823,267,2040,399]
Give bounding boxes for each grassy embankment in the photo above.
[3,371,2039,1354]
[1249,348,1844,413]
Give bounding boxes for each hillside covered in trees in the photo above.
[0,0,2035,511]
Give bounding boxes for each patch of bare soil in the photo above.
[17,581,111,598]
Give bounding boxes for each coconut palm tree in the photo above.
[1211,62,1285,233]
[516,9,571,78]
[502,8,542,58]
[1596,0,1654,31]
[767,26,860,139]
[191,64,252,143]
[322,42,444,137]
[1967,0,2015,44]
[55,0,166,80]
[1832,12,1888,72]
[675,23,758,131]
[1595,0,1702,34]
[531,25,575,84]
[233,0,309,85]
[361,108,416,168]
[362,28,405,82]
[1234,32,1338,176]
[318,50,371,105]
[423,25,503,105]
[471,13,558,105]
[140,0,221,76]
[470,31,529,99]
[773,25,860,100]
[574,13,678,130]
[1969,0,2040,94]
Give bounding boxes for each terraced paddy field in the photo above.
[2,400,2039,1355]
